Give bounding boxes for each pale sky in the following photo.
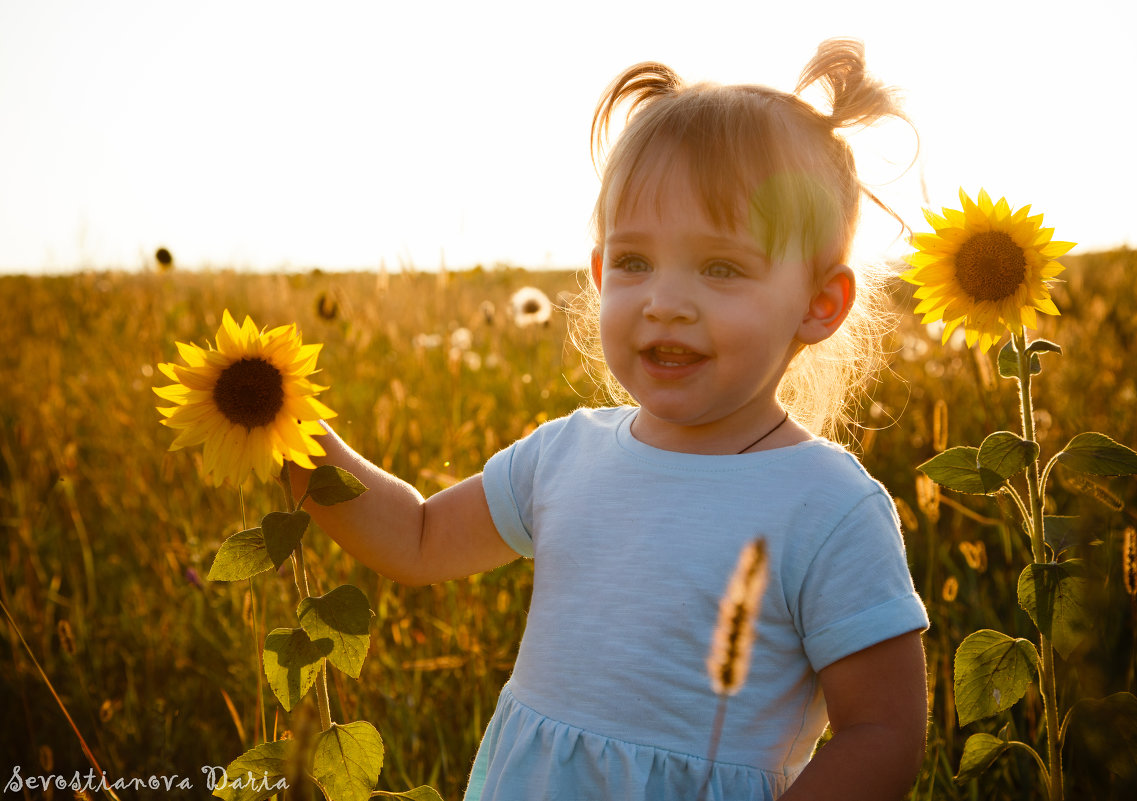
[0,0,1132,274]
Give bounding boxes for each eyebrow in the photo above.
[606,231,766,258]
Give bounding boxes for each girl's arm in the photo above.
[289,423,519,586]
[781,631,928,801]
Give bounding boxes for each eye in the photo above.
[613,254,651,273]
[704,260,741,279]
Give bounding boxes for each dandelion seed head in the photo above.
[413,333,443,350]
[450,327,473,351]
[508,287,553,328]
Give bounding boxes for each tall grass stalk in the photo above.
[1,598,123,801]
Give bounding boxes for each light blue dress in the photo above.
[468,407,928,800]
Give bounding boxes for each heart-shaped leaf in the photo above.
[297,585,374,678]
[997,340,1042,379]
[1043,515,1081,556]
[1025,338,1062,357]
[209,739,292,801]
[1055,432,1137,477]
[954,732,1010,783]
[262,510,310,569]
[304,464,368,506]
[954,629,1039,727]
[262,627,333,711]
[311,721,385,801]
[208,528,274,582]
[919,447,988,494]
[1064,692,1137,791]
[1018,561,1093,659]
[977,431,1039,491]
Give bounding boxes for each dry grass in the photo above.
[1,251,1134,799]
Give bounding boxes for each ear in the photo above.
[797,264,855,345]
[590,246,603,292]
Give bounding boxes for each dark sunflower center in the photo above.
[212,358,284,429]
[954,231,1027,302]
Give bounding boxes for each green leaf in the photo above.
[918,447,988,494]
[1017,561,1093,660]
[311,721,385,801]
[372,787,446,800]
[262,510,311,569]
[305,464,368,506]
[298,585,374,678]
[1064,692,1137,789]
[1055,432,1137,477]
[954,732,1010,782]
[977,431,1039,491]
[1025,339,1062,358]
[954,629,1039,727]
[262,627,333,712]
[207,528,274,582]
[997,340,1041,378]
[209,739,293,801]
[1043,515,1080,556]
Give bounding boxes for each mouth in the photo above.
[641,343,708,370]
[646,344,704,366]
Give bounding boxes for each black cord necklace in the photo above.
[737,411,790,454]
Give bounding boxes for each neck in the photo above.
[630,407,803,455]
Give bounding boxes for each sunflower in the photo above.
[154,310,336,487]
[903,189,1074,352]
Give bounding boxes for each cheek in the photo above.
[597,302,624,358]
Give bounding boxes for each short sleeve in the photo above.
[482,435,540,558]
[798,490,929,670]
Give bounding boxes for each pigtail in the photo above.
[591,62,683,170]
[793,37,915,243]
[794,38,906,130]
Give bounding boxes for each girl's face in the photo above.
[592,161,825,454]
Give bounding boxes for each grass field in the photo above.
[2,250,1135,799]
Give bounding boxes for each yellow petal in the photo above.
[1040,240,1075,258]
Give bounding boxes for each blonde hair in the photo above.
[572,38,911,442]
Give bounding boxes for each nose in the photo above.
[643,272,698,323]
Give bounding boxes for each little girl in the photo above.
[293,38,929,801]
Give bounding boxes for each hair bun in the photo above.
[795,38,905,130]
[591,62,683,168]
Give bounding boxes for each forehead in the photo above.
[607,144,749,232]
[606,144,839,264]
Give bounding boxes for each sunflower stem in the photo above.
[1013,329,1063,801]
[280,461,333,733]
[240,486,269,746]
